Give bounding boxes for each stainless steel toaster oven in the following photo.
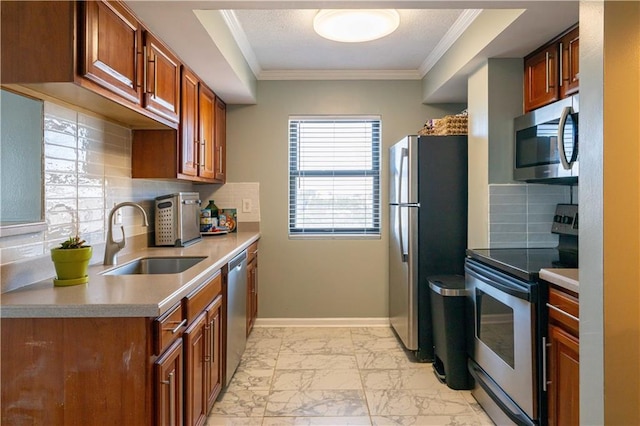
[155,192,202,247]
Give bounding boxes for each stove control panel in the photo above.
[552,204,579,236]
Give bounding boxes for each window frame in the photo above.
[288,115,381,239]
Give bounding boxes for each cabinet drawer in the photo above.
[154,302,186,355]
[247,241,259,264]
[183,271,222,324]
[548,286,579,336]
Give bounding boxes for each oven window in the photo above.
[477,290,515,368]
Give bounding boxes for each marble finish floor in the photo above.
[207,327,493,426]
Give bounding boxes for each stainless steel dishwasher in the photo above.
[225,250,247,387]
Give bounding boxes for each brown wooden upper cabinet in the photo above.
[1,0,179,129]
[144,32,181,123]
[179,67,223,183]
[214,97,227,183]
[524,25,579,113]
[559,27,580,99]
[132,68,227,184]
[81,0,143,105]
[180,67,215,180]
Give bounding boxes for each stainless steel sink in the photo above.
[101,256,207,275]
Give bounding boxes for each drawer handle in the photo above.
[164,319,187,334]
[161,371,176,425]
[546,303,579,323]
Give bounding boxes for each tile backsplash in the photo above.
[200,182,261,223]
[489,184,575,248]
[1,100,262,292]
[1,101,193,290]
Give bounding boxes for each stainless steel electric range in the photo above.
[465,204,578,426]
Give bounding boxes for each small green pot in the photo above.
[51,246,93,286]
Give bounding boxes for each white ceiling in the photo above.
[125,1,579,104]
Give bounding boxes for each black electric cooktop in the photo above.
[466,247,578,282]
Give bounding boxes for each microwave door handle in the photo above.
[398,148,408,263]
[557,106,573,170]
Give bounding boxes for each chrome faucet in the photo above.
[104,202,149,266]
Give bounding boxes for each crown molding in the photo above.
[220,9,262,77]
[258,69,422,80]
[419,9,482,77]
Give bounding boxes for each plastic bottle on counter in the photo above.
[200,200,219,232]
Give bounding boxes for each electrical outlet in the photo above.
[242,198,252,213]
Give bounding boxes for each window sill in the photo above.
[0,221,47,238]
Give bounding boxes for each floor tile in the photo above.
[208,327,490,425]
[350,327,396,340]
[276,354,358,370]
[356,351,429,370]
[265,390,369,417]
[206,416,264,425]
[360,368,441,390]
[250,327,287,339]
[239,350,279,370]
[272,369,363,390]
[371,415,494,425]
[211,389,269,417]
[283,327,353,340]
[262,416,372,425]
[280,337,355,355]
[246,337,283,352]
[352,337,403,354]
[228,368,275,391]
[365,389,474,417]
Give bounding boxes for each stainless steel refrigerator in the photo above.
[389,135,468,361]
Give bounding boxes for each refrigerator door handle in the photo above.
[398,148,409,263]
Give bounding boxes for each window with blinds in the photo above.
[288,116,381,238]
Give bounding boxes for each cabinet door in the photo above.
[180,68,199,177]
[206,295,223,411]
[560,27,579,98]
[81,0,142,105]
[184,313,208,426]
[198,85,216,180]
[524,44,559,112]
[144,32,180,123]
[548,324,579,426]
[214,97,227,183]
[246,257,258,336]
[155,339,184,426]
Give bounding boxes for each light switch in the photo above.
[242,198,252,213]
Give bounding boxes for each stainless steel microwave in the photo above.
[514,95,578,183]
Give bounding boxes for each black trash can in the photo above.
[428,275,471,390]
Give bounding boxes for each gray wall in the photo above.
[226,80,464,319]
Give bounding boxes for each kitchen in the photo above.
[1,1,638,425]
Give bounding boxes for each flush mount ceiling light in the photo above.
[313,9,400,43]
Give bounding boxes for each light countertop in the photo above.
[1,231,260,319]
[540,268,579,294]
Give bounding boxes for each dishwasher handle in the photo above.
[229,251,247,270]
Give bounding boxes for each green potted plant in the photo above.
[50,235,93,286]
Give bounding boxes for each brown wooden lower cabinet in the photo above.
[246,241,259,336]
[1,271,225,426]
[156,339,184,426]
[206,296,223,412]
[184,312,208,426]
[547,286,579,426]
[1,317,152,425]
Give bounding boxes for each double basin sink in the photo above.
[101,256,206,275]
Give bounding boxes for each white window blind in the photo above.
[289,116,381,237]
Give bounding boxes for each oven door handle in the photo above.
[468,359,536,426]
[465,262,531,302]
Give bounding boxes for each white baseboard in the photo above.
[253,317,391,328]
